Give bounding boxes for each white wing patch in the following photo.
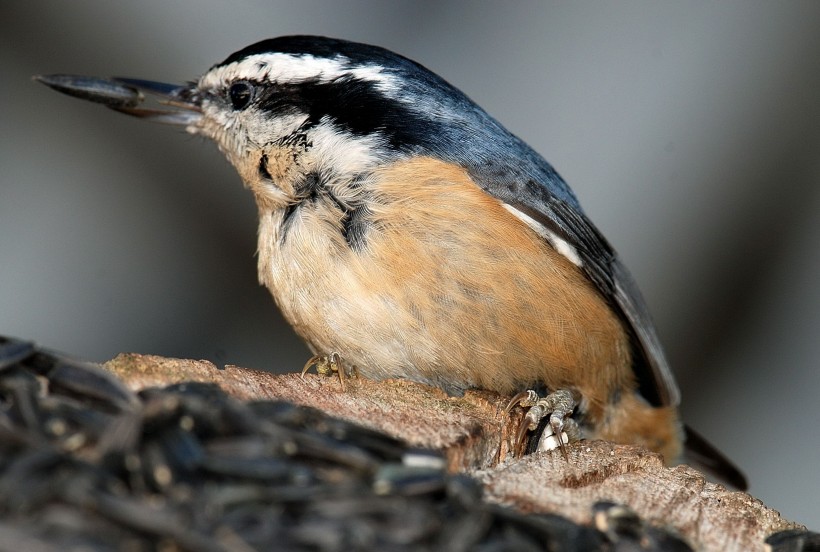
[502,204,584,267]
[200,53,397,94]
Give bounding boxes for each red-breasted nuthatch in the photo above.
[36,35,746,489]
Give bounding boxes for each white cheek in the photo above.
[192,103,308,161]
[245,111,308,145]
[308,121,386,176]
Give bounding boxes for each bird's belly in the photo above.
[257,157,633,401]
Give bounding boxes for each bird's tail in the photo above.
[683,425,748,490]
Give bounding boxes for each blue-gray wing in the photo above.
[409,76,680,407]
[460,153,680,407]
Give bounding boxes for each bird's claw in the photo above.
[301,352,350,391]
[506,388,580,459]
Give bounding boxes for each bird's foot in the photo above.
[505,388,580,458]
[301,352,355,390]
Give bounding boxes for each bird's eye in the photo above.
[228,81,254,110]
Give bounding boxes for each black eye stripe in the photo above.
[229,81,254,110]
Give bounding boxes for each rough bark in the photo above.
[104,353,801,551]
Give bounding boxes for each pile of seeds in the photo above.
[0,335,704,551]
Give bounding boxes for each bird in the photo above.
[36,35,746,489]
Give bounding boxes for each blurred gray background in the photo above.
[2,1,818,527]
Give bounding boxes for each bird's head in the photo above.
[37,36,574,212]
[43,37,490,210]
[186,36,472,208]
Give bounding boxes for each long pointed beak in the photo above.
[34,74,202,126]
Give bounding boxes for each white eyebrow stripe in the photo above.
[200,53,397,93]
[502,204,584,267]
